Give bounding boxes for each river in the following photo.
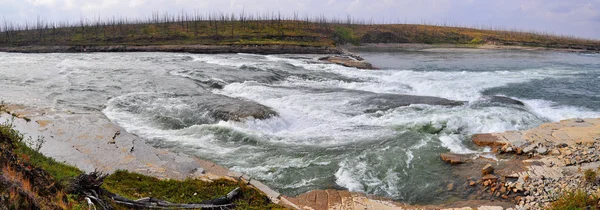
[1,49,598,204]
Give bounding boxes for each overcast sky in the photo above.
[1,0,599,39]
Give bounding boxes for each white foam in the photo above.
[439,135,474,154]
[335,159,367,193]
[522,98,600,122]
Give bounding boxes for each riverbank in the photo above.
[344,43,600,53]
[0,44,342,54]
[1,104,517,209]
[1,43,598,55]
[0,104,298,209]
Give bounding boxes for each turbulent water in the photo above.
[1,49,599,204]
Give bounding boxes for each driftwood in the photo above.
[70,171,240,210]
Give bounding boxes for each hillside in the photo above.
[1,17,599,52]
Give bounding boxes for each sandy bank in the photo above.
[0,44,342,54]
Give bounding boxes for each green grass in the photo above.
[0,106,82,186]
[103,170,285,209]
[13,141,82,186]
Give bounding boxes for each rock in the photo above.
[472,133,505,147]
[469,181,476,186]
[550,149,561,156]
[319,56,378,69]
[482,164,494,175]
[575,118,585,123]
[447,183,454,191]
[488,96,526,106]
[191,167,205,177]
[536,146,548,155]
[482,174,498,181]
[362,93,464,113]
[478,206,504,210]
[561,148,573,155]
[501,144,512,153]
[523,144,536,154]
[207,95,278,121]
[440,153,472,164]
[514,182,524,192]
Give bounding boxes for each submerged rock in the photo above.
[107,92,278,128]
[205,95,278,121]
[361,93,464,112]
[487,96,525,106]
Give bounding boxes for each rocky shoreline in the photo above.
[441,118,600,209]
[5,107,600,209]
[0,105,300,209]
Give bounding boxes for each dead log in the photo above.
[70,171,241,209]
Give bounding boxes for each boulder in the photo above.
[472,134,505,147]
[482,164,494,175]
[523,144,536,154]
[536,146,548,155]
[488,96,525,106]
[361,93,464,113]
[440,153,472,164]
[319,56,378,70]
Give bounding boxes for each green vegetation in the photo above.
[584,168,597,183]
[332,26,358,45]
[549,189,599,210]
[0,110,79,209]
[104,170,284,209]
[1,12,599,50]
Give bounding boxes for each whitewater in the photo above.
[0,49,598,203]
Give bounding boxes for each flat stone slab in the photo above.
[441,153,474,164]
[473,118,600,153]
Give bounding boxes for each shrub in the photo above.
[332,26,358,45]
[470,37,484,45]
[584,168,597,183]
[549,189,599,210]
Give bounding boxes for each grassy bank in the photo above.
[1,14,599,51]
[0,104,283,209]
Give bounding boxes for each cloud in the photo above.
[1,0,599,39]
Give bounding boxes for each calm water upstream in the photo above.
[1,49,599,204]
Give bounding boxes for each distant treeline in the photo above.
[1,12,599,50]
